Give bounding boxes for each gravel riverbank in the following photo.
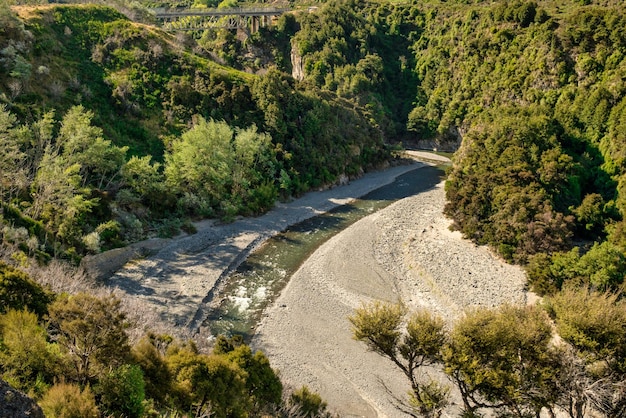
[101,151,527,416]
[251,166,528,417]
[103,156,430,339]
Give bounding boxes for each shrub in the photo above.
[39,383,99,418]
[97,364,145,418]
[0,261,53,317]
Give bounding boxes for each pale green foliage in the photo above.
[39,382,99,418]
[165,117,235,204]
[165,117,277,217]
[58,105,128,189]
[350,301,447,417]
[0,309,62,394]
[30,150,97,244]
[48,293,131,385]
[289,386,329,418]
[546,286,626,369]
[120,155,164,204]
[350,301,405,358]
[0,105,28,200]
[81,231,100,253]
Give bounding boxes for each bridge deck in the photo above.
[154,7,289,19]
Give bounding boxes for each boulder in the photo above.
[0,379,44,418]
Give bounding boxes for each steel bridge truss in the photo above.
[154,7,288,33]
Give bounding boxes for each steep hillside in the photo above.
[221,0,626,293]
[0,2,389,261]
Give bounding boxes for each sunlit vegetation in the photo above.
[0,263,331,416]
[352,298,626,417]
[0,3,389,262]
[3,0,626,415]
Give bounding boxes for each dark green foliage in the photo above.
[445,107,579,262]
[414,1,626,285]
[131,335,172,407]
[0,262,52,317]
[251,69,388,193]
[224,344,283,411]
[97,364,146,418]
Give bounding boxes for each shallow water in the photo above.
[203,165,445,340]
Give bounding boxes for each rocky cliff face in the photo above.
[0,379,44,418]
[412,125,464,153]
[290,41,305,81]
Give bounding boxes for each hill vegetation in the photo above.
[0,1,389,262]
[2,0,626,416]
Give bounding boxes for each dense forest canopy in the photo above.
[2,0,626,416]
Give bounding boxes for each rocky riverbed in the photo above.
[97,151,528,416]
[251,169,528,417]
[99,155,433,340]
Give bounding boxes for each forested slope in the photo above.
[2,0,626,416]
[242,0,626,293]
[0,2,391,263]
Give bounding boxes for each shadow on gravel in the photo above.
[364,164,445,201]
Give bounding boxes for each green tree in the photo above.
[217,337,283,412]
[0,262,52,317]
[349,301,447,417]
[0,106,28,201]
[166,340,249,417]
[443,305,560,417]
[119,155,165,208]
[97,364,145,418]
[57,106,128,190]
[289,386,330,418]
[0,309,62,394]
[29,150,97,248]
[165,117,277,217]
[47,293,131,385]
[131,335,172,407]
[165,118,236,214]
[546,286,626,371]
[545,286,626,416]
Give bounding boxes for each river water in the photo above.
[203,164,445,340]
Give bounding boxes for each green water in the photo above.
[203,165,445,340]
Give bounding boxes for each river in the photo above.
[202,164,445,341]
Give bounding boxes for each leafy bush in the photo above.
[97,364,145,418]
[0,262,52,317]
[39,383,99,418]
